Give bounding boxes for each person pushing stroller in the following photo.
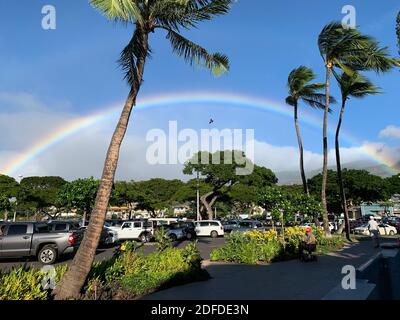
[299,226,317,261]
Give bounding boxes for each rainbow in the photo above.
[1,91,399,177]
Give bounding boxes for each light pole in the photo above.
[196,170,200,221]
[9,197,17,222]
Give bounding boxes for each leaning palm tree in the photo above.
[334,72,380,240]
[285,66,334,195]
[54,0,233,299]
[318,21,397,235]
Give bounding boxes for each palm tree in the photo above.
[285,66,334,196]
[334,72,380,240]
[397,12,400,49]
[318,21,396,235]
[54,0,233,300]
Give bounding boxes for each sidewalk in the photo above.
[143,241,386,300]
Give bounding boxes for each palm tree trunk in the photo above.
[321,63,331,236]
[54,30,149,300]
[335,98,351,241]
[294,101,309,195]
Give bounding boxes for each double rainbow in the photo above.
[1,92,399,177]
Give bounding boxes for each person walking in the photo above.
[367,216,380,248]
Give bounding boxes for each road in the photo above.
[0,237,226,272]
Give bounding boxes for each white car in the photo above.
[109,220,154,242]
[195,220,224,238]
[354,223,397,236]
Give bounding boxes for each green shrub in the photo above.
[210,232,282,264]
[211,229,345,264]
[0,267,48,300]
[85,242,204,299]
[154,228,172,252]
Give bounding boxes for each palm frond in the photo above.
[151,0,233,31]
[318,21,397,75]
[166,29,229,76]
[90,0,143,24]
[118,28,149,87]
[335,72,381,100]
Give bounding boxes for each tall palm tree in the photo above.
[285,66,334,195]
[318,21,396,235]
[54,0,233,300]
[397,12,400,49]
[334,72,380,240]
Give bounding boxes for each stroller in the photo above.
[299,241,317,262]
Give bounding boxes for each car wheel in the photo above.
[186,232,193,240]
[389,230,395,236]
[140,233,150,243]
[210,231,218,238]
[169,234,178,242]
[38,245,57,265]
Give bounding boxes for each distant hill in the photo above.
[276,160,400,185]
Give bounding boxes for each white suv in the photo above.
[195,220,224,238]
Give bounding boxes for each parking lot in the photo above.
[0,237,226,272]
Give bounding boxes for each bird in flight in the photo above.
[209,118,214,124]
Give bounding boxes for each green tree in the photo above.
[57,178,100,223]
[184,151,277,219]
[385,174,400,196]
[285,66,334,195]
[110,181,140,218]
[334,72,380,239]
[134,179,184,216]
[308,170,388,215]
[0,175,19,220]
[55,0,233,299]
[19,176,66,219]
[318,21,397,235]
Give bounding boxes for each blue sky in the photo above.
[0,1,399,181]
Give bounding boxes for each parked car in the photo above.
[222,220,240,233]
[149,218,178,227]
[302,222,336,233]
[0,222,83,264]
[354,223,398,236]
[108,220,154,242]
[105,219,123,227]
[194,220,224,238]
[383,216,400,232]
[161,223,187,241]
[47,220,81,232]
[79,221,114,246]
[175,221,197,240]
[237,220,265,232]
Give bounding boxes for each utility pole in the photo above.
[196,170,200,221]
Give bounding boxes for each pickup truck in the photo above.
[0,222,83,264]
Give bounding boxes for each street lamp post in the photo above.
[196,171,200,221]
[9,197,17,222]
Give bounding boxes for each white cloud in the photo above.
[379,125,400,139]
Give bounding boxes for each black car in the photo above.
[80,221,111,247]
